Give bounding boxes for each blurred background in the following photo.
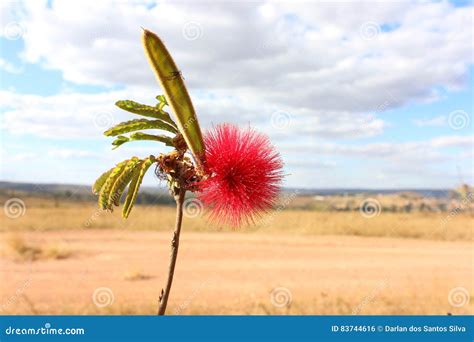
[0,0,472,315]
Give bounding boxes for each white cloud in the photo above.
[0,90,128,138]
[5,0,472,116]
[412,115,447,127]
[2,0,472,143]
[4,152,36,162]
[0,88,385,142]
[47,148,99,159]
[282,135,473,157]
[278,135,473,188]
[286,159,337,169]
[1,0,473,188]
[430,135,474,148]
[0,58,22,74]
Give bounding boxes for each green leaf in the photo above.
[122,155,156,218]
[129,132,174,146]
[156,95,168,111]
[111,136,130,149]
[142,29,205,169]
[111,133,174,150]
[98,160,129,210]
[109,157,142,207]
[115,100,177,127]
[104,118,178,136]
[156,95,167,105]
[92,167,114,195]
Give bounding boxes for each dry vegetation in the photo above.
[0,230,472,315]
[0,195,472,315]
[3,235,73,262]
[0,197,472,241]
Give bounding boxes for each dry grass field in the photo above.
[1,198,472,240]
[0,198,472,315]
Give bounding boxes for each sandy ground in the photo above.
[0,230,472,315]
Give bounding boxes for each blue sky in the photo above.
[0,0,472,189]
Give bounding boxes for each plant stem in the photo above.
[158,188,186,315]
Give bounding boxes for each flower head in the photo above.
[198,124,283,226]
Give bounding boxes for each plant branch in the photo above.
[158,188,186,315]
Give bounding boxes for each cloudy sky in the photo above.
[0,0,472,189]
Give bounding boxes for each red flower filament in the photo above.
[198,124,284,226]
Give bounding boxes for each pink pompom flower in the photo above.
[198,124,284,226]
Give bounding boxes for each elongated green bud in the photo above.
[142,29,205,169]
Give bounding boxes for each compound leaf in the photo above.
[111,133,174,150]
[115,100,177,128]
[98,160,129,210]
[93,167,114,195]
[109,157,142,207]
[129,132,174,146]
[122,155,156,218]
[111,136,129,149]
[104,118,178,136]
